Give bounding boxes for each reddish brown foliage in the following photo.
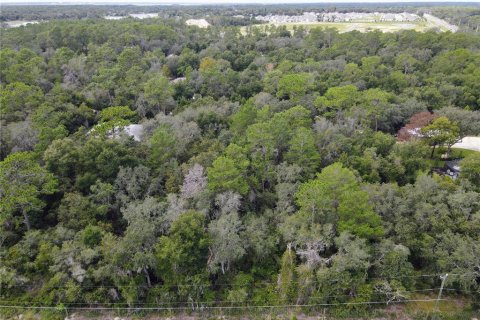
[397,111,437,141]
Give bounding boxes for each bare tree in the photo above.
[180,164,207,199]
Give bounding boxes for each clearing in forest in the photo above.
[241,15,457,34]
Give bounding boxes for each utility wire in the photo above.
[2,288,468,310]
[0,299,450,311]
[4,272,474,289]
[0,288,451,306]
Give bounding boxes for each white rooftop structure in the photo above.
[122,124,144,142]
[129,13,159,19]
[104,16,127,20]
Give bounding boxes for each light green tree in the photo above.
[295,163,383,240]
[285,127,320,178]
[144,75,174,115]
[155,211,211,283]
[421,116,460,158]
[92,106,138,137]
[0,82,43,122]
[207,156,249,196]
[148,125,177,167]
[230,100,258,137]
[314,85,359,118]
[277,244,297,303]
[460,153,480,188]
[276,73,314,100]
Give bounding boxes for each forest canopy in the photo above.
[0,4,480,319]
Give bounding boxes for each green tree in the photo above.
[34,125,69,154]
[0,82,43,122]
[373,241,415,290]
[230,100,258,137]
[226,273,254,304]
[437,107,480,138]
[394,53,420,74]
[390,141,430,185]
[0,152,57,230]
[207,156,249,196]
[197,57,236,99]
[92,106,138,137]
[148,126,177,168]
[460,153,480,188]
[314,85,359,118]
[144,75,174,115]
[43,138,80,187]
[57,192,106,230]
[208,212,245,274]
[295,163,383,240]
[436,232,480,306]
[155,211,211,282]
[99,106,137,123]
[421,116,460,157]
[315,232,372,304]
[285,127,320,178]
[357,88,393,131]
[276,73,314,100]
[277,245,297,303]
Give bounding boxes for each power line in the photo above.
[0,299,450,311]
[4,272,474,289]
[0,287,448,306]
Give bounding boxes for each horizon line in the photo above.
[3,1,480,5]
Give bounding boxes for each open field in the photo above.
[241,17,456,34]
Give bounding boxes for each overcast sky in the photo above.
[4,0,480,4]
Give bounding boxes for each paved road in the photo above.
[423,14,458,32]
[452,136,480,152]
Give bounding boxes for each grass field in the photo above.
[241,18,453,34]
[403,293,474,318]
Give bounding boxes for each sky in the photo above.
[3,0,480,4]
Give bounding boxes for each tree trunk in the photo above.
[447,144,452,158]
[22,208,31,231]
[430,144,436,159]
[143,267,152,287]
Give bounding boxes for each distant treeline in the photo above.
[2,2,480,24]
